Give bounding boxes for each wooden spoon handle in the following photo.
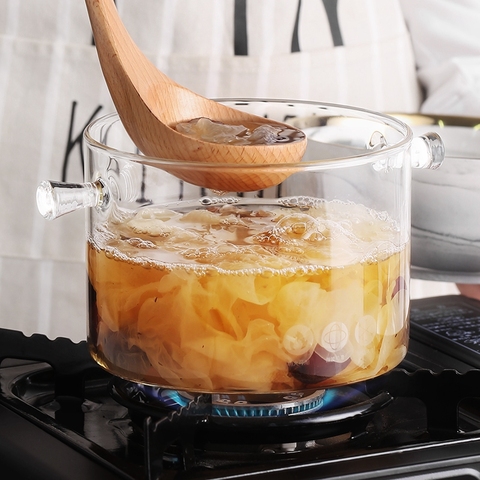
[85,0,178,100]
[85,0,245,126]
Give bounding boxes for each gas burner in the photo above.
[109,376,393,445]
[119,383,326,417]
[106,376,394,477]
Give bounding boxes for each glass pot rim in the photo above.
[83,99,413,172]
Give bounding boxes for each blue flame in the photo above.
[136,385,327,417]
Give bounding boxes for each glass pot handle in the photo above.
[411,132,445,169]
[36,179,109,220]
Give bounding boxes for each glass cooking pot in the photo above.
[37,100,444,396]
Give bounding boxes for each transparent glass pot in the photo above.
[37,100,444,395]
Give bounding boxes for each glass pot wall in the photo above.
[37,100,444,395]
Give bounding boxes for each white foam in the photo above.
[90,199,403,275]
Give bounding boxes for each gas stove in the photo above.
[2,295,480,480]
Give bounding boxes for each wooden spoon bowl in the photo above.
[85,0,307,191]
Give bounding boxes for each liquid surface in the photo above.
[88,198,409,393]
[175,117,305,145]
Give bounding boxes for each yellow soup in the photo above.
[88,199,409,393]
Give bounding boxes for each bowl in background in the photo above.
[393,114,480,283]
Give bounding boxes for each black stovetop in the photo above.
[2,295,480,480]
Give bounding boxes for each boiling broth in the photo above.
[87,198,409,392]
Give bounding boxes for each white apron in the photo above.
[0,0,424,341]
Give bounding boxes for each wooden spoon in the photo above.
[85,0,307,192]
